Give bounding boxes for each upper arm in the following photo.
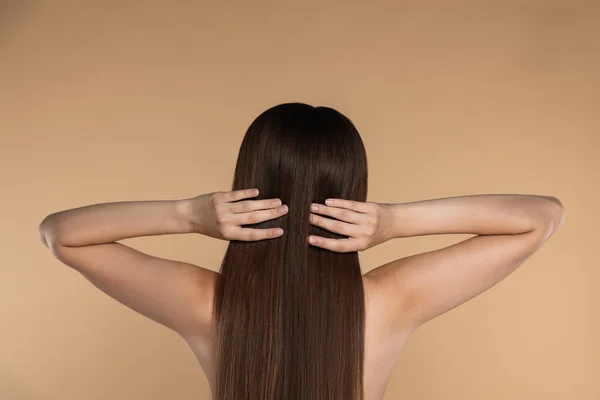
[44,239,219,340]
[364,218,563,334]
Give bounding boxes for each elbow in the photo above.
[38,220,51,249]
[545,196,566,227]
[537,197,566,242]
[543,195,564,209]
[38,215,58,249]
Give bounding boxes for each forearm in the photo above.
[389,194,565,238]
[39,199,194,247]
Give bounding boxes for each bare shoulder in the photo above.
[362,274,415,399]
[363,225,559,336]
[362,270,417,340]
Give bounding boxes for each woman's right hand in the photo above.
[308,198,397,252]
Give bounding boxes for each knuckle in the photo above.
[248,213,261,224]
[209,192,221,204]
[333,221,345,233]
[340,210,351,221]
[220,226,232,238]
[216,214,228,224]
[215,204,228,215]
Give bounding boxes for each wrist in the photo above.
[386,202,410,239]
[174,198,197,234]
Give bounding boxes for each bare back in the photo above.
[184,211,563,399]
[362,275,414,400]
[184,274,413,400]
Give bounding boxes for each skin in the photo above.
[38,188,287,340]
[39,190,565,400]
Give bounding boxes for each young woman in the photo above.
[39,102,566,400]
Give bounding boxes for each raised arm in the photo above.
[38,189,287,339]
[364,194,566,334]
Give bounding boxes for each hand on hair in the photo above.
[180,188,288,241]
[308,199,395,252]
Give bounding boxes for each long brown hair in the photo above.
[212,102,368,400]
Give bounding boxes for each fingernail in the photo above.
[276,229,284,235]
[311,204,319,211]
[325,199,333,205]
[280,205,288,213]
[308,236,316,244]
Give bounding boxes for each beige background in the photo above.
[1,1,598,399]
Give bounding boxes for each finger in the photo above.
[308,236,356,253]
[235,205,288,225]
[224,188,260,203]
[310,203,364,224]
[235,227,284,241]
[324,198,370,213]
[230,198,282,213]
[309,213,360,237]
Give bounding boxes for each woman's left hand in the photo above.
[179,188,288,241]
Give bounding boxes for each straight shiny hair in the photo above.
[212,102,368,400]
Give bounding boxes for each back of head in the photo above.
[213,102,368,400]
